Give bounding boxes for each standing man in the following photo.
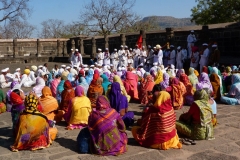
[168,45,176,66]
[163,47,170,68]
[103,48,110,65]
[153,44,163,65]
[176,46,183,69]
[71,49,82,67]
[97,48,104,66]
[133,45,140,68]
[123,46,129,67]
[110,49,119,70]
[146,45,154,71]
[68,48,74,63]
[187,30,197,58]
[140,46,147,66]
[199,43,210,73]
[209,44,220,67]
[118,45,125,67]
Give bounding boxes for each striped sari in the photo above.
[132,91,182,150]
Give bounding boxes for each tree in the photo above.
[191,0,240,25]
[61,22,88,38]
[0,20,36,38]
[80,0,139,36]
[39,19,65,38]
[0,0,31,23]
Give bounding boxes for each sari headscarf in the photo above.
[232,74,240,84]
[188,67,199,90]
[10,92,23,105]
[232,65,238,72]
[79,77,89,95]
[160,73,170,90]
[226,66,232,76]
[113,75,130,102]
[85,69,94,85]
[75,85,85,96]
[96,96,111,111]
[202,66,208,74]
[197,72,213,92]
[176,69,184,79]
[101,74,111,94]
[109,82,127,112]
[40,86,58,120]
[132,91,181,149]
[123,71,139,100]
[180,73,194,104]
[24,94,40,113]
[169,78,184,110]
[33,77,46,97]
[139,74,155,104]
[60,80,75,112]
[109,73,115,83]
[208,66,213,75]
[154,69,163,84]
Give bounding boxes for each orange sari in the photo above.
[210,73,221,101]
[139,75,155,104]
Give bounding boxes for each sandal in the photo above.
[180,138,191,145]
[185,138,196,145]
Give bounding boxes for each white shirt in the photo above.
[168,50,176,65]
[187,34,196,43]
[199,48,210,65]
[158,50,163,65]
[71,53,83,66]
[133,48,140,59]
[110,52,119,61]
[97,52,104,65]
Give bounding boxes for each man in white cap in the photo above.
[187,30,197,58]
[176,46,184,69]
[209,44,220,67]
[14,68,21,82]
[154,44,163,66]
[168,45,176,66]
[58,65,66,75]
[68,48,74,62]
[146,45,154,71]
[71,49,82,67]
[127,48,134,68]
[110,49,119,70]
[0,68,11,88]
[37,65,43,77]
[118,45,125,67]
[103,48,110,65]
[123,46,129,67]
[52,64,59,77]
[5,68,14,83]
[199,43,210,73]
[133,44,140,68]
[97,48,104,66]
[139,46,147,67]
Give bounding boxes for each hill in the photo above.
[142,16,195,28]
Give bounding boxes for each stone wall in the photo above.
[0,22,240,64]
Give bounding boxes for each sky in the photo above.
[27,0,198,37]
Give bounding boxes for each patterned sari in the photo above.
[131,91,182,150]
[123,71,139,100]
[88,96,128,155]
[176,89,214,140]
[180,73,194,105]
[0,89,6,114]
[11,94,51,151]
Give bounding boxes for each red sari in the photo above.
[123,71,139,100]
[60,80,75,112]
[139,75,155,104]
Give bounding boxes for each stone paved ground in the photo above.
[0,62,240,159]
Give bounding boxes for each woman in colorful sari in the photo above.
[159,72,170,91]
[0,89,6,113]
[101,73,111,94]
[11,93,51,151]
[32,77,46,97]
[87,72,103,108]
[77,96,128,155]
[39,86,58,140]
[111,75,130,102]
[180,73,194,105]
[85,69,94,85]
[204,88,217,126]
[10,89,25,135]
[123,71,139,100]
[139,73,155,104]
[60,80,75,112]
[154,69,163,84]
[188,67,199,91]
[197,72,213,92]
[78,77,89,95]
[221,74,240,105]
[202,66,208,74]
[224,66,232,92]
[176,89,214,140]
[56,77,65,103]
[209,67,221,101]
[50,74,61,98]
[109,82,134,127]
[167,78,185,110]
[132,91,182,150]
[64,86,92,130]
[176,69,184,79]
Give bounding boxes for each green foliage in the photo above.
[191,0,240,25]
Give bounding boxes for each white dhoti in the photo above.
[23,81,35,88]
[0,82,11,88]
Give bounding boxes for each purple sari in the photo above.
[197,72,213,92]
[109,82,134,127]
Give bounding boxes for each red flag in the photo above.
[136,35,143,49]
